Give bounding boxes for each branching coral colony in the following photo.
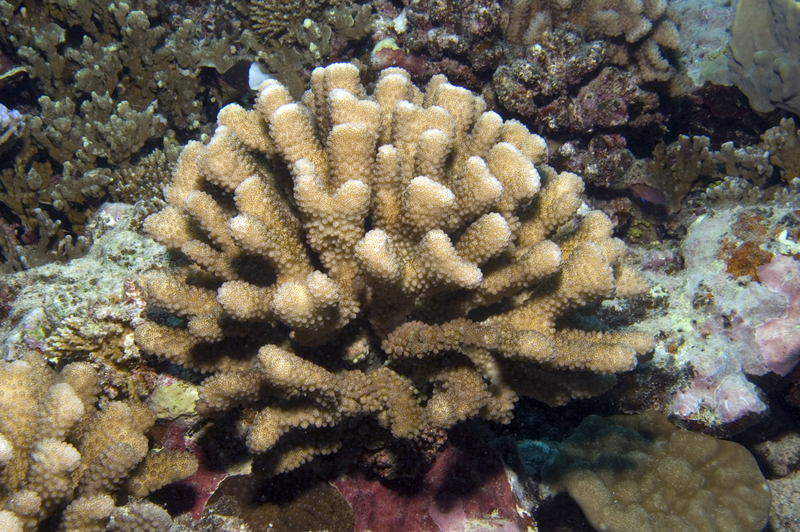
[136,63,654,475]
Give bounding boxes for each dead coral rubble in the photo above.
[504,0,680,82]
[492,0,679,128]
[137,63,654,475]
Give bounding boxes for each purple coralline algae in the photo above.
[755,255,800,376]
[635,197,800,433]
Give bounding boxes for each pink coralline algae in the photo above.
[371,47,427,77]
[632,203,800,433]
[333,428,533,532]
[160,419,228,520]
[0,102,23,151]
[671,355,768,427]
[756,255,800,376]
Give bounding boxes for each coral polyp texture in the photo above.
[136,63,654,474]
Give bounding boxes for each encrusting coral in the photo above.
[136,63,654,475]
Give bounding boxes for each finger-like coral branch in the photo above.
[137,63,653,475]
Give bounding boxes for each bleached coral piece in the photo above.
[0,434,12,465]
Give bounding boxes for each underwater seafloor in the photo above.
[0,0,799,530]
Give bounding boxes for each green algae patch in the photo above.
[148,381,199,420]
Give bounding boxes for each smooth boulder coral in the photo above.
[137,63,653,474]
[542,410,771,532]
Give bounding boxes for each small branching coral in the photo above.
[136,63,654,475]
[0,357,197,530]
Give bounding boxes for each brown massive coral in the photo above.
[136,63,653,475]
[543,410,771,532]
